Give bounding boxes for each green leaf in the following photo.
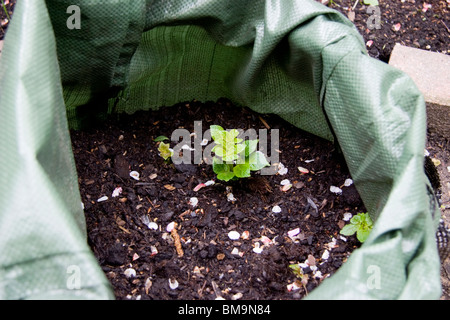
[248,151,270,171]
[363,0,378,6]
[212,158,232,174]
[356,229,371,243]
[157,141,173,160]
[210,125,225,144]
[289,264,303,277]
[244,140,258,157]
[226,129,240,140]
[217,171,236,181]
[350,214,362,225]
[340,224,358,236]
[154,135,169,142]
[233,164,251,178]
[363,213,374,227]
[212,145,226,158]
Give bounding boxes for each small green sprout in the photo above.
[154,135,170,142]
[340,212,373,243]
[210,125,269,182]
[288,264,309,292]
[157,141,173,161]
[363,0,379,6]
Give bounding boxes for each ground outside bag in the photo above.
[1,0,442,299]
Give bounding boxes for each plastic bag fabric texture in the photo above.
[0,0,442,299]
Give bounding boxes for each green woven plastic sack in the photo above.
[0,0,442,299]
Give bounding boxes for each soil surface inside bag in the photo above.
[70,99,366,300]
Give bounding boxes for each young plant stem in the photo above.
[1,0,10,21]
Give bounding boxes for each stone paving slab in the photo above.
[389,43,450,107]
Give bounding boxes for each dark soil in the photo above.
[324,0,450,61]
[70,99,365,300]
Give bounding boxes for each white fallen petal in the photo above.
[280,179,291,185]
[232,292,243,300]
[231,247,240,255]
[124,268,136,278]
[97,195,108,202]
[252,242,263,254]
[298,166,309,174]
[343,212,353,221]
[277,163,288,175]
[287,282,301,292]
[330,186,342,194]
[344,178,353,187]
[166,221,176,232]
[260,235,272,245]
[227,193,236,202]
[169,278,179,290]
[112,186,122,197]
[144,278,152,293]
[321,250,330,260]
[200,139,209,146]
[204,180,215,186]
[288,228,300,238]
[326,237,338,249]
[181,144,195,151]
[228,230,241,240]
[189,197,199,207]
[130,171,140,180]
[147,221,158,230]
[272,205,282,213]
[150,245,158,256]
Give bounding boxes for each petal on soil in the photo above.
[169,278,179,290]
[241,230,250,240]
[252,242,263,254]
[166,221,176,232]
[298,166,309,174]
[344,178,353,187]
[330,186,343,194]
[124,268,136,278]
[130,171,140,180]
[277,163,288,175]
[189,197,199,207]
[112,187,122,197]
[288,228,300,238]
[393,23,401,31]
[228,230,241,240]
[343,212,353,221]
[272,205,282,213]
[227,193,237,202]
[193,183,206,191]
[97,195,108,202]
[321,250,330,260]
